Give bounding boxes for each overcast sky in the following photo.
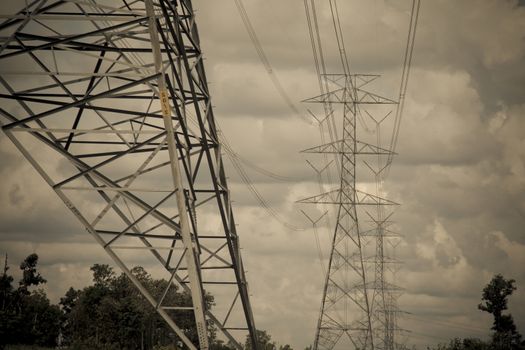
[1,0,525,349]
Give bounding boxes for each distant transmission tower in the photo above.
[302,0,419,348]
[299,73,398,350]
[0,1,257,349]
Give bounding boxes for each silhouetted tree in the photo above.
[0,254,13,311]
[61,263,218,349]
[0,253,60,349]
[429,337,489,350]
[18,253,46,295]
[210,339,236,350]
[1,256,260,350]
[478,274,524,349]
[245,329,277,350]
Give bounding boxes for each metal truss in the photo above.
[300,74,402,350]
[0,1,257,349]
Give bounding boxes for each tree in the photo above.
[478,274,523,349]
[245,329,277,350]
[428,338,489,350]
[1,256,232,350]
[16,289,62,347]
[0,254,14,310]
[91,263,115,287]
[0,254,15,348]
[210,339,236,350]
[61,263,219,350]
[18,253,46,295]
[0,253,60,349]
[428,274,525,350]
[60,286,80,315]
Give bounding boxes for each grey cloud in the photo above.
[1,0,525,349]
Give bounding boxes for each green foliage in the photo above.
[210,339,236,350]
[0,255,14,309]
[279,345,294,350]
[478,274,523,349]
[428,338,490,350]
[0,254,60,349]
[430,274,524,350]
[244,329,292,350]
[15,290,61,347]
[1,255,224,350]
[61,264,217,350]
[18,254,46,295]
[478,274,516,331]
[90,263,115,288]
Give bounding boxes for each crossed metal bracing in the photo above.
[0,1,257,349]
[300,73,404,350]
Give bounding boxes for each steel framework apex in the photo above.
[0,0,258,349]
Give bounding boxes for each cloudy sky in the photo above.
[1,0,525,349]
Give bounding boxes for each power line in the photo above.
[385,0,421,174]
[405,314,488,334]
[304,0,340,185]
[217,125,306,232]
[222,144,298,182]
[410,331,453,342]
[182,102,305,231]
[233,0,312,125]
[301,2,422,349]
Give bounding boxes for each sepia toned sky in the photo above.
[1,0,524,349]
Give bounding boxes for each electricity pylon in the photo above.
[0,0,257,349]
[299,74,398,350]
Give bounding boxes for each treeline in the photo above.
[2,254,523,350]
[0,254,60,347]
[0,253,295,350]
[429,274,524,350]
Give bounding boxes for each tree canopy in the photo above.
[478,274,523,349]
[3,254,522,350]
[430,274,524,350]
[1,254,296,350]
[0,254,60,349]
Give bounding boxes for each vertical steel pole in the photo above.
[144,1,209,348]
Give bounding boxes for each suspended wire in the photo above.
[308,0,341,152]
[405,314,488,334]
[221,141,298,182]
[179,101,305,231]
[313,223,327,276]
[302,0,422,346]
[304,0,340,184]
[410,331,453,342]
[385,0,421,175]
[233,0,312,125]
[328,0,351,79]
[304,0,325,99]
[216,123,306,232]
[303,0,339,241]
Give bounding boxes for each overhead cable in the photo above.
[216,123,306,232]
[233,0,312,125]
[385,0,421,174]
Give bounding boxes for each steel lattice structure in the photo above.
[0,0,257,349]
[299,73,400,350]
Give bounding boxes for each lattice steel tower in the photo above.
[0,1,257,349]
[299,73,398,350]
[301,0,420,347]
